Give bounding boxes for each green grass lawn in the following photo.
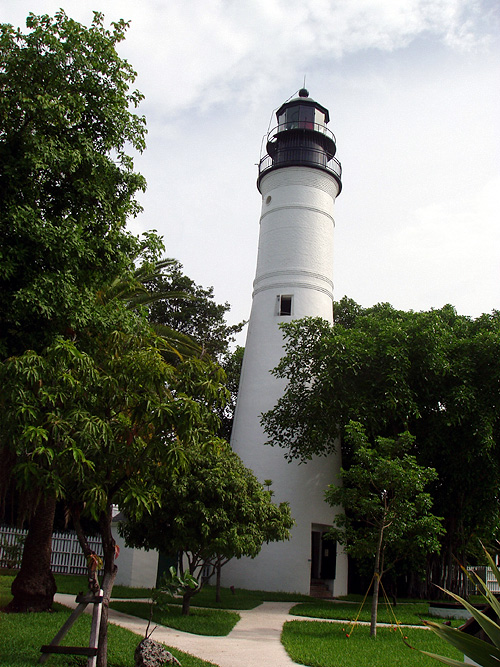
[53,573,153,598]
[0,603,219,667]
[1,571,154,600]
[1,571,467,667]
[337,593,425,603]
[111,600,240,636]
[290,599,462,627]
[0,573,217,666]
[11,571,309,608]
[281,620,464,667]
[161,584,311,610]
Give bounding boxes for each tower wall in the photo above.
[224,166,348,595]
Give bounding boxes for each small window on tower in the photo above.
[278,295,293,316]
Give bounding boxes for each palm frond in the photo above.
[424,545,500,667]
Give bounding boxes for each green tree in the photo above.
[218,345,244,440]
[147,260,245,362]
[1,329,227,666]
[0,10,147,357]
[120,444,294,615]
[146,262,246,438]
[326,421,443,636]
[0,7,149,619]
[262,302,500,595]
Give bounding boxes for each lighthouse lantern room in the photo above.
[258,88,342,190]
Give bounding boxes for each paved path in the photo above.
[55,594,429,666]
[55,594,306,667]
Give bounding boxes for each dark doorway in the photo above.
[320,533,337,580]
[311,531,321,580]
[311,527,337,583]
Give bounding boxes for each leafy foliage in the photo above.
[0,311,228,660]
[262,300,500,594]
[218,345,244,440]
[0,10,235,666]
[147,260,245,362]
[423,548,500,667]
[0,534,25,569]
[1,331,227,519]
[0,10,147,356]
[327,422,443,568]
[120,444,293,614]
[155,566,199,604]
[326,421,443,634]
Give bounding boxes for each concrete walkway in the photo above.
[54,594,429,666]
[55,594,306,667]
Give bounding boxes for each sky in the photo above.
[2,0,499,345]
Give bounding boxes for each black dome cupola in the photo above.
[258,89,342,192]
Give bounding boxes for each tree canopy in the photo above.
[0,10,147,356]
[120,444,293,614]
[147,260,245,362]
[0,10,155,631]
[0,12,235,667]
[1,312,228,662]
[217,345,244,440]
[2,332,226,517]
[262,299,500,594]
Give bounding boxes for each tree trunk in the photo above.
[370,521,385,638]
[216,562,222,603]
[370,574,380,638]
[182,588,197,616]
[425,552,441,600]
[6,495,57,613]
[73,508,100,594]
[97,506,118,667]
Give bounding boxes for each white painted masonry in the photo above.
[224,94,348,596]
[112,524,158,589]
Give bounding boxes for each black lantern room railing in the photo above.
[257,121,342,192]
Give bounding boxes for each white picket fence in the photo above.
[0,525,102,575]
[467,565,500,594]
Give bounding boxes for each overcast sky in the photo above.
[3,0,499,344]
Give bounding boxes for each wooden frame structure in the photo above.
[39,589,103,666]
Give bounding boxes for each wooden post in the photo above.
[39,590,103,666]
[88,589,103,667]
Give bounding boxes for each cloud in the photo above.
[1,0,494,117]
[101,0,498,115]
[141,0,496,112]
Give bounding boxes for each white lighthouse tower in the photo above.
[224,90,348,596]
